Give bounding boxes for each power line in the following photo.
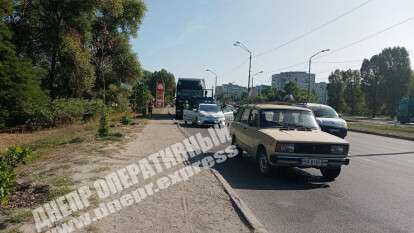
[265,16,414,75]
[268,61,308,73]
[222,58,249,77]
[254,0,374,58]
[318,16,414,59]
[314,59,364,64]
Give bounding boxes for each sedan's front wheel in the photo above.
[320,167,341,180]
[257,149,272,177]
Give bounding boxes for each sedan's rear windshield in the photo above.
[199,104,219,112]
[260,109,319,129]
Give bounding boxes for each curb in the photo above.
[175,123,268,233]
[349,129,414,141]
[210,169,269,233]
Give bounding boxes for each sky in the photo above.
[131,0,414,89]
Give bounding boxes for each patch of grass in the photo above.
[7,209,32,224]
[92,166,110,173]
[28,136,73,151]
[96,132,124,141]
[48,176,75,199]
[1,226,23,233]
[349,122,414,140]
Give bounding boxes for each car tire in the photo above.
[320,167,341,180]
[231,136,243,159]
[257,149,272,177]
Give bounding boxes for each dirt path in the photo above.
[17,109,251,233]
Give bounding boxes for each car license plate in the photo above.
[302,158,323,166]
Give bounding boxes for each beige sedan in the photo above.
[230,104,350,180]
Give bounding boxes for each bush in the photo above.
[26,98,104,128]
[120,115,132,125]
[98,110,111,137]
[0,147,31,203]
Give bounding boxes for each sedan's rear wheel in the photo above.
[320,167,341,180]
[231,136,243,159]
[257,149,272,177]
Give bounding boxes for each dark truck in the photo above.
[397,96,414,124]
[175,78,214,120]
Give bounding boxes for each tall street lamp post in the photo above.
[233,41,252,97]
[251,70,264,89]
[205,69,218,98]
[308,49,330,102]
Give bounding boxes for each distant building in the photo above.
[215,83,247,101]
[272,71,315,91]
[271,71,327,104]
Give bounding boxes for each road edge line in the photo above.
[348,129,414,141]
[209,169,269,233]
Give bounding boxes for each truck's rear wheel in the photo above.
[320,167,341,180]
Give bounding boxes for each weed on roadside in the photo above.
[47,176,75,199]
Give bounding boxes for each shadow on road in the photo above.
[189,152,331,191]
[352,151,414,157]
[177,123,211,129]
[148,113,173,120]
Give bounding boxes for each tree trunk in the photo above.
[49,46,57,99]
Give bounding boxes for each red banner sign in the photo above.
[155,82,164,108]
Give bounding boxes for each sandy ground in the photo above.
[16,109,251,233]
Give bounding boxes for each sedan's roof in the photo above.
[242,104,311,111]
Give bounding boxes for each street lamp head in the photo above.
[233,41,240,46]
[322,49,330,53]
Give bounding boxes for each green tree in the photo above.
[342,70,365,115]
[29,0,95,98]
[361,58,383,117]
[377,47,412,116]
[260,87,280,102]
[143,69,176,103]
[91,0,146,101]
[281,82,315,103]
[327,70,348,113]
[361,47,412,117]
[131,81,153,115]
[0,1,48,127]
[58,32,95,97]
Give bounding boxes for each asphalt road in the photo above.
[179,123,414,233]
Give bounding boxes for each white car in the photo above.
[222,105,235,125]
[300,103,348,138]
[183,103,226,127]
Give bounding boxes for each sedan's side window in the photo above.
[241,108,251,124]
[248,110,259,127]
[235,108,244,122]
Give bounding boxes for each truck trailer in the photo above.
[175,78,214,120]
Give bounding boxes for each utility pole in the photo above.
[248,53,252,96]
[234,41,253,100]
[251,71,264,91]
[205,69,218,98]
[308,49,330,103]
